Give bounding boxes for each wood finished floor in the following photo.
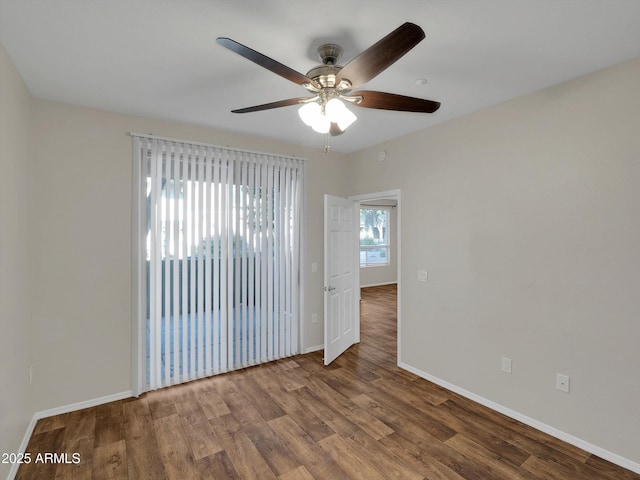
[17,284,639,479]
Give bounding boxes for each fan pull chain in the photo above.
[323,133,331,153]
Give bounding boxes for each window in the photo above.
[360,207,390,267]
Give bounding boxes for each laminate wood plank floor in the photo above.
[17,284,639,479]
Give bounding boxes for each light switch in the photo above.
[417,270,428,282]
[556,373,570,393]
[501,357,512,374]
[311,262,318,273]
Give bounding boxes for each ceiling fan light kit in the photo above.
[216,22,440,146]
[299,97,357,134]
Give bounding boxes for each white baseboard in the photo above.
[7,416,38,480]
[6,391,133,480]
[398,361,640,475]
[34,391,132,421]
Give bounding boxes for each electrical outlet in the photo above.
[501,357,512,374]
[556,373,570,393]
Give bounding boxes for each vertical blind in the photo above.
[133,135,303,391]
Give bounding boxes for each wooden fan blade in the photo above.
[335,22,425,89]
[354,90,440,113]
[217,37,317,87]
[231,98,308,113]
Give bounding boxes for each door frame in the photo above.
[349,189,401,364]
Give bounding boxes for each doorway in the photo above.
[350,190,401,363]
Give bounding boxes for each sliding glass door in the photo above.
[133,136,303,391]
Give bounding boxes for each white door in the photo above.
[324,194,359,365]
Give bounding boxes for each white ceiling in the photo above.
[2,0,640,153]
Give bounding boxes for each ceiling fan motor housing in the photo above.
[306,43,358,92]
[305,44,351,90]
[306,64,342,88]
[317,43,342,65]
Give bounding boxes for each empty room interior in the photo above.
[1,1,640,479]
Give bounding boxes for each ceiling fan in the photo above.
[216,22,440,137]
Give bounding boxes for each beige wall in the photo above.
[0,43,33,480]
[349,57,640,465]
[28,99,351,412]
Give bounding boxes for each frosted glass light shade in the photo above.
[298,102,321,126]
[311,115,330,133]
[326,98,357,130]
[325,98,345,120]
[336,107,356,130]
